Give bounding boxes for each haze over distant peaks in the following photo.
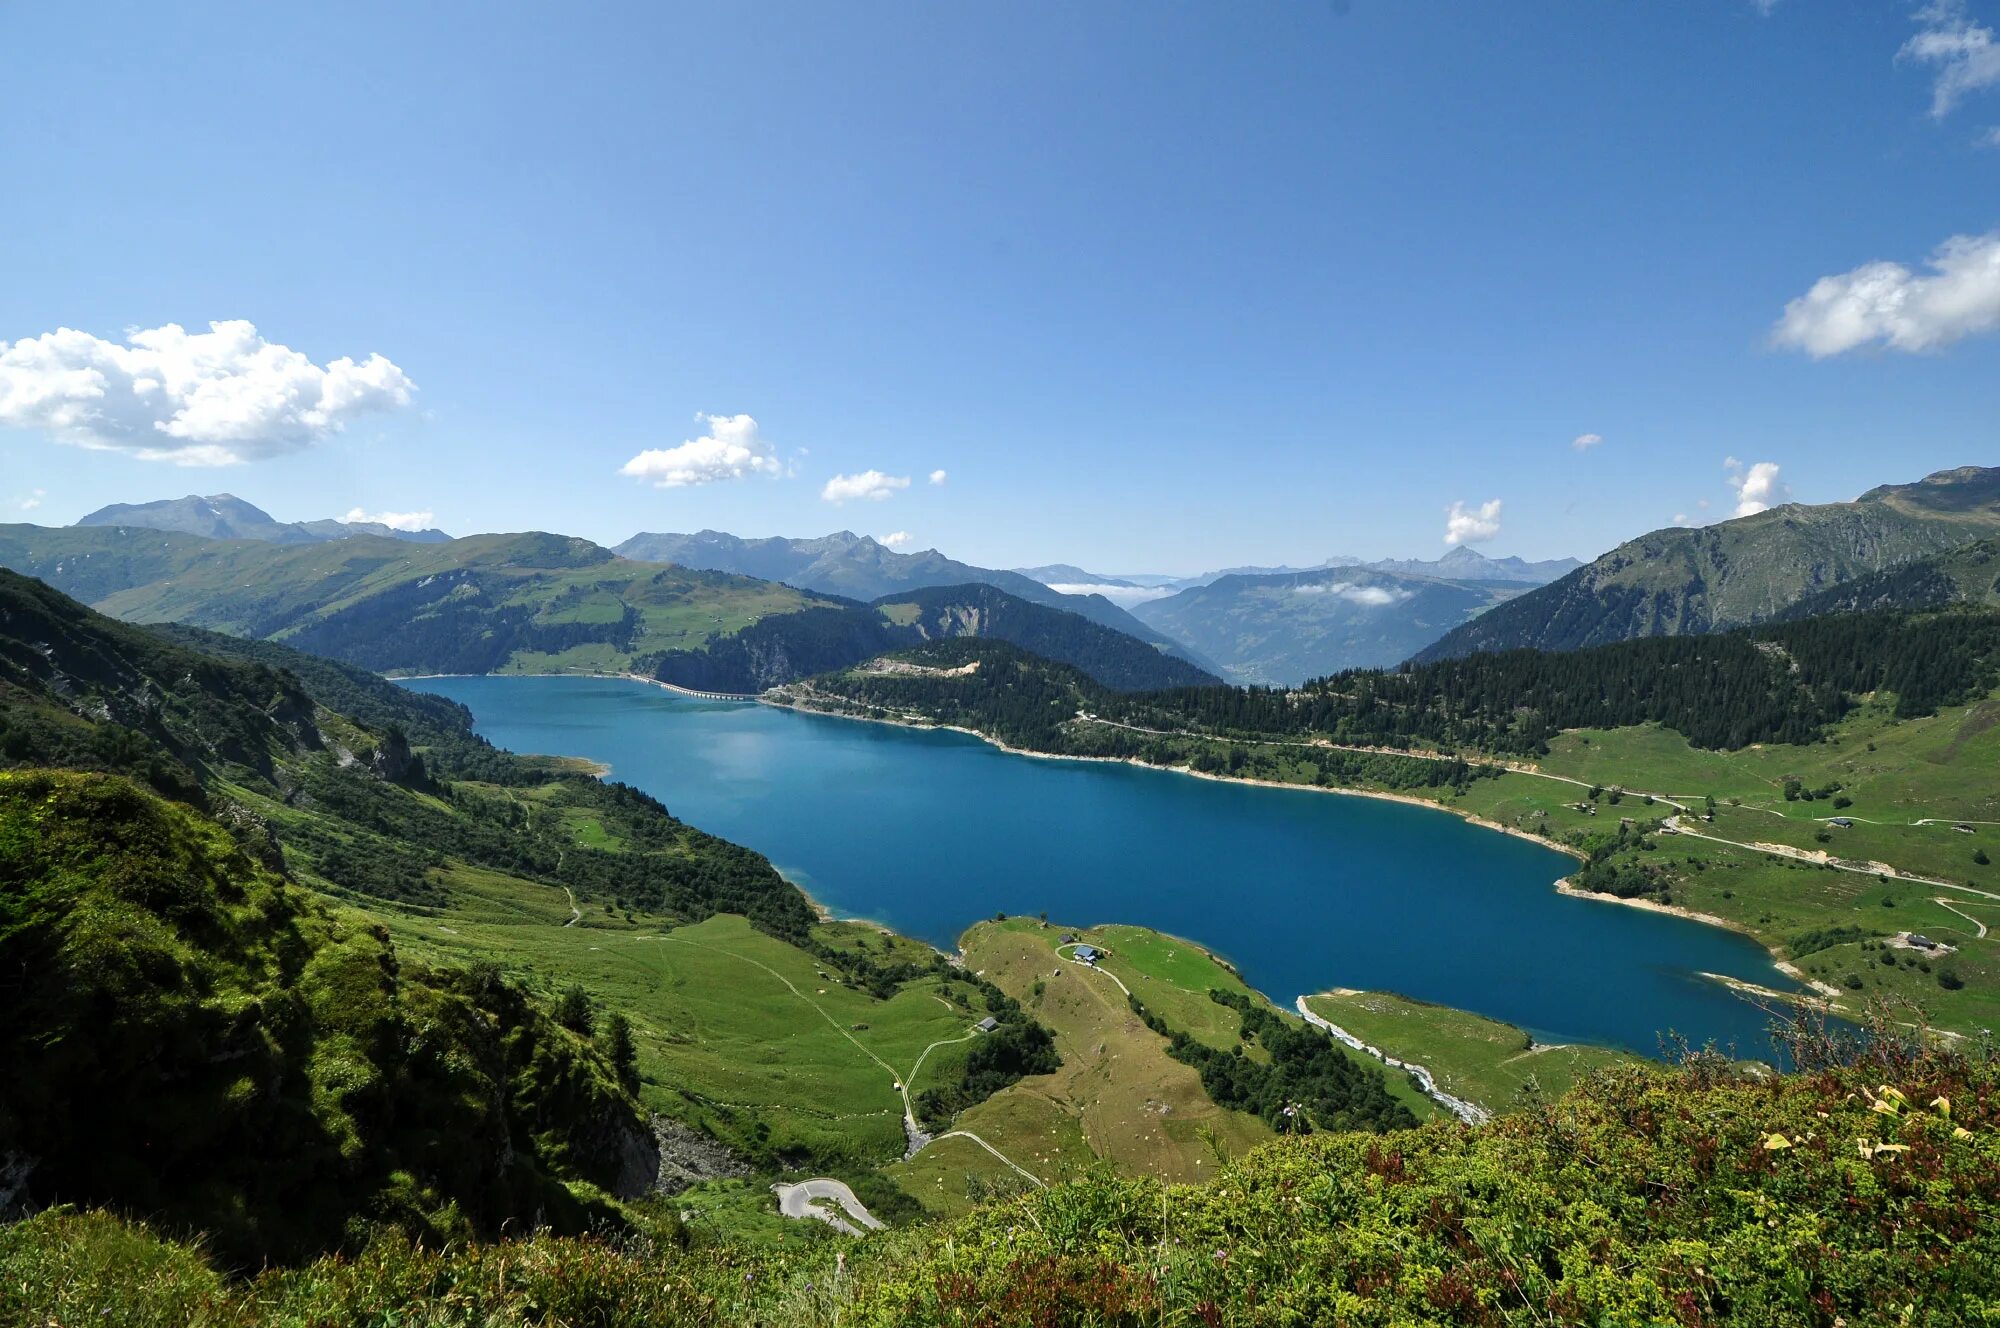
[74,494,451,545]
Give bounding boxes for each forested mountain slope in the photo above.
[1416,464,2000,661]
[793,605,2000,757]
[1776,537,2000,619]
[614,528,1210,667]
[651,582,1220,693]
[0,524,1205,691]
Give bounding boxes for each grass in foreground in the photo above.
[10,1017,1997,1326]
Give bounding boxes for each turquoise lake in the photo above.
[407,674,1800,1059]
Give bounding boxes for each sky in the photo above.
[2,1,1997,575]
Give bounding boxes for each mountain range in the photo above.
[1416,464,2000,662]
[1127,566,1532,685]
[614,529,1210,669]
[1005,549,1575,685]
[0,524,1211,692]
[76,493,452,544]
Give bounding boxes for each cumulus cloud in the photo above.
[1672,512,1691,526]
[0,320,414,466]
[620,413,781,488]
[1725,458,1788,517]
[1443,498,1504,546]
[928,469,948,486]
[1902,0,2000,117]
[1772,230,2000,356]
[821,469,910,504]
[1045,582,1176,608]
[344,506,435,531]
[16,488,45,512]
[1571,432,1604,452]
[1293,581,1407,607]
[878,530,913,549]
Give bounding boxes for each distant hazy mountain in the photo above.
[1415,465,2000,663]
[1030,548,1577,599]
[614,529,1214,670]
[75,494,451,544]
[1130,566,1523,686]
[1344,547,1582,585]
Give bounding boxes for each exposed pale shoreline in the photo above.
[397,672,1820,1008]
[765,692,1844,999]
[765,692,1585,859]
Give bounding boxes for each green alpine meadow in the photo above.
[8,5,2000,1321]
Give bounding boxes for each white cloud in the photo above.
[821,469,910,504]
[1045,582,1176,607]
[1902,1,2000,118]
[343,506,435,531]
[1772,230,2000,356]
[928,469,948,486]
[1983,125,2000,146]
[1725,458,1788,517]
[1571,432,1604,452]
[1293,581,1406,607]
[1443,498,1503,546]
[1672,512,1690,526]
[16,488,45,512]
[878,530,913,549]
[0,320,414,465]
[620,413,782,488]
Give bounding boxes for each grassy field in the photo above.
[1208,694,2000,1039]
[885,918,1445,1219]
[1303,991,1641,1116]
[372,863,981,1168]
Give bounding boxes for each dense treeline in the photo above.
[812,606,2000,759]
[1130,991,1418,1133]
[0,772,654,1266]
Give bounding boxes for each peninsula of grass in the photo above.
[1303,990,1643,1117]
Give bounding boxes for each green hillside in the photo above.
[11,1029,1996,1324]
[780,606,2000,1038]
[0,526,1210,691]
[0,572,1332,1249]
[1417,464,2000,661]
[613,527,1211,668]
[0,769,656,1266]
[0,523,825,676]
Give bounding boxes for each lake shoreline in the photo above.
[764,693,1589,863]
[763,692,1841,999]
[403,673,1808,1051]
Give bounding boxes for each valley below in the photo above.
[405,674,1800,1059]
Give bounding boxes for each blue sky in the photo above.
[2,1,1996,573]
